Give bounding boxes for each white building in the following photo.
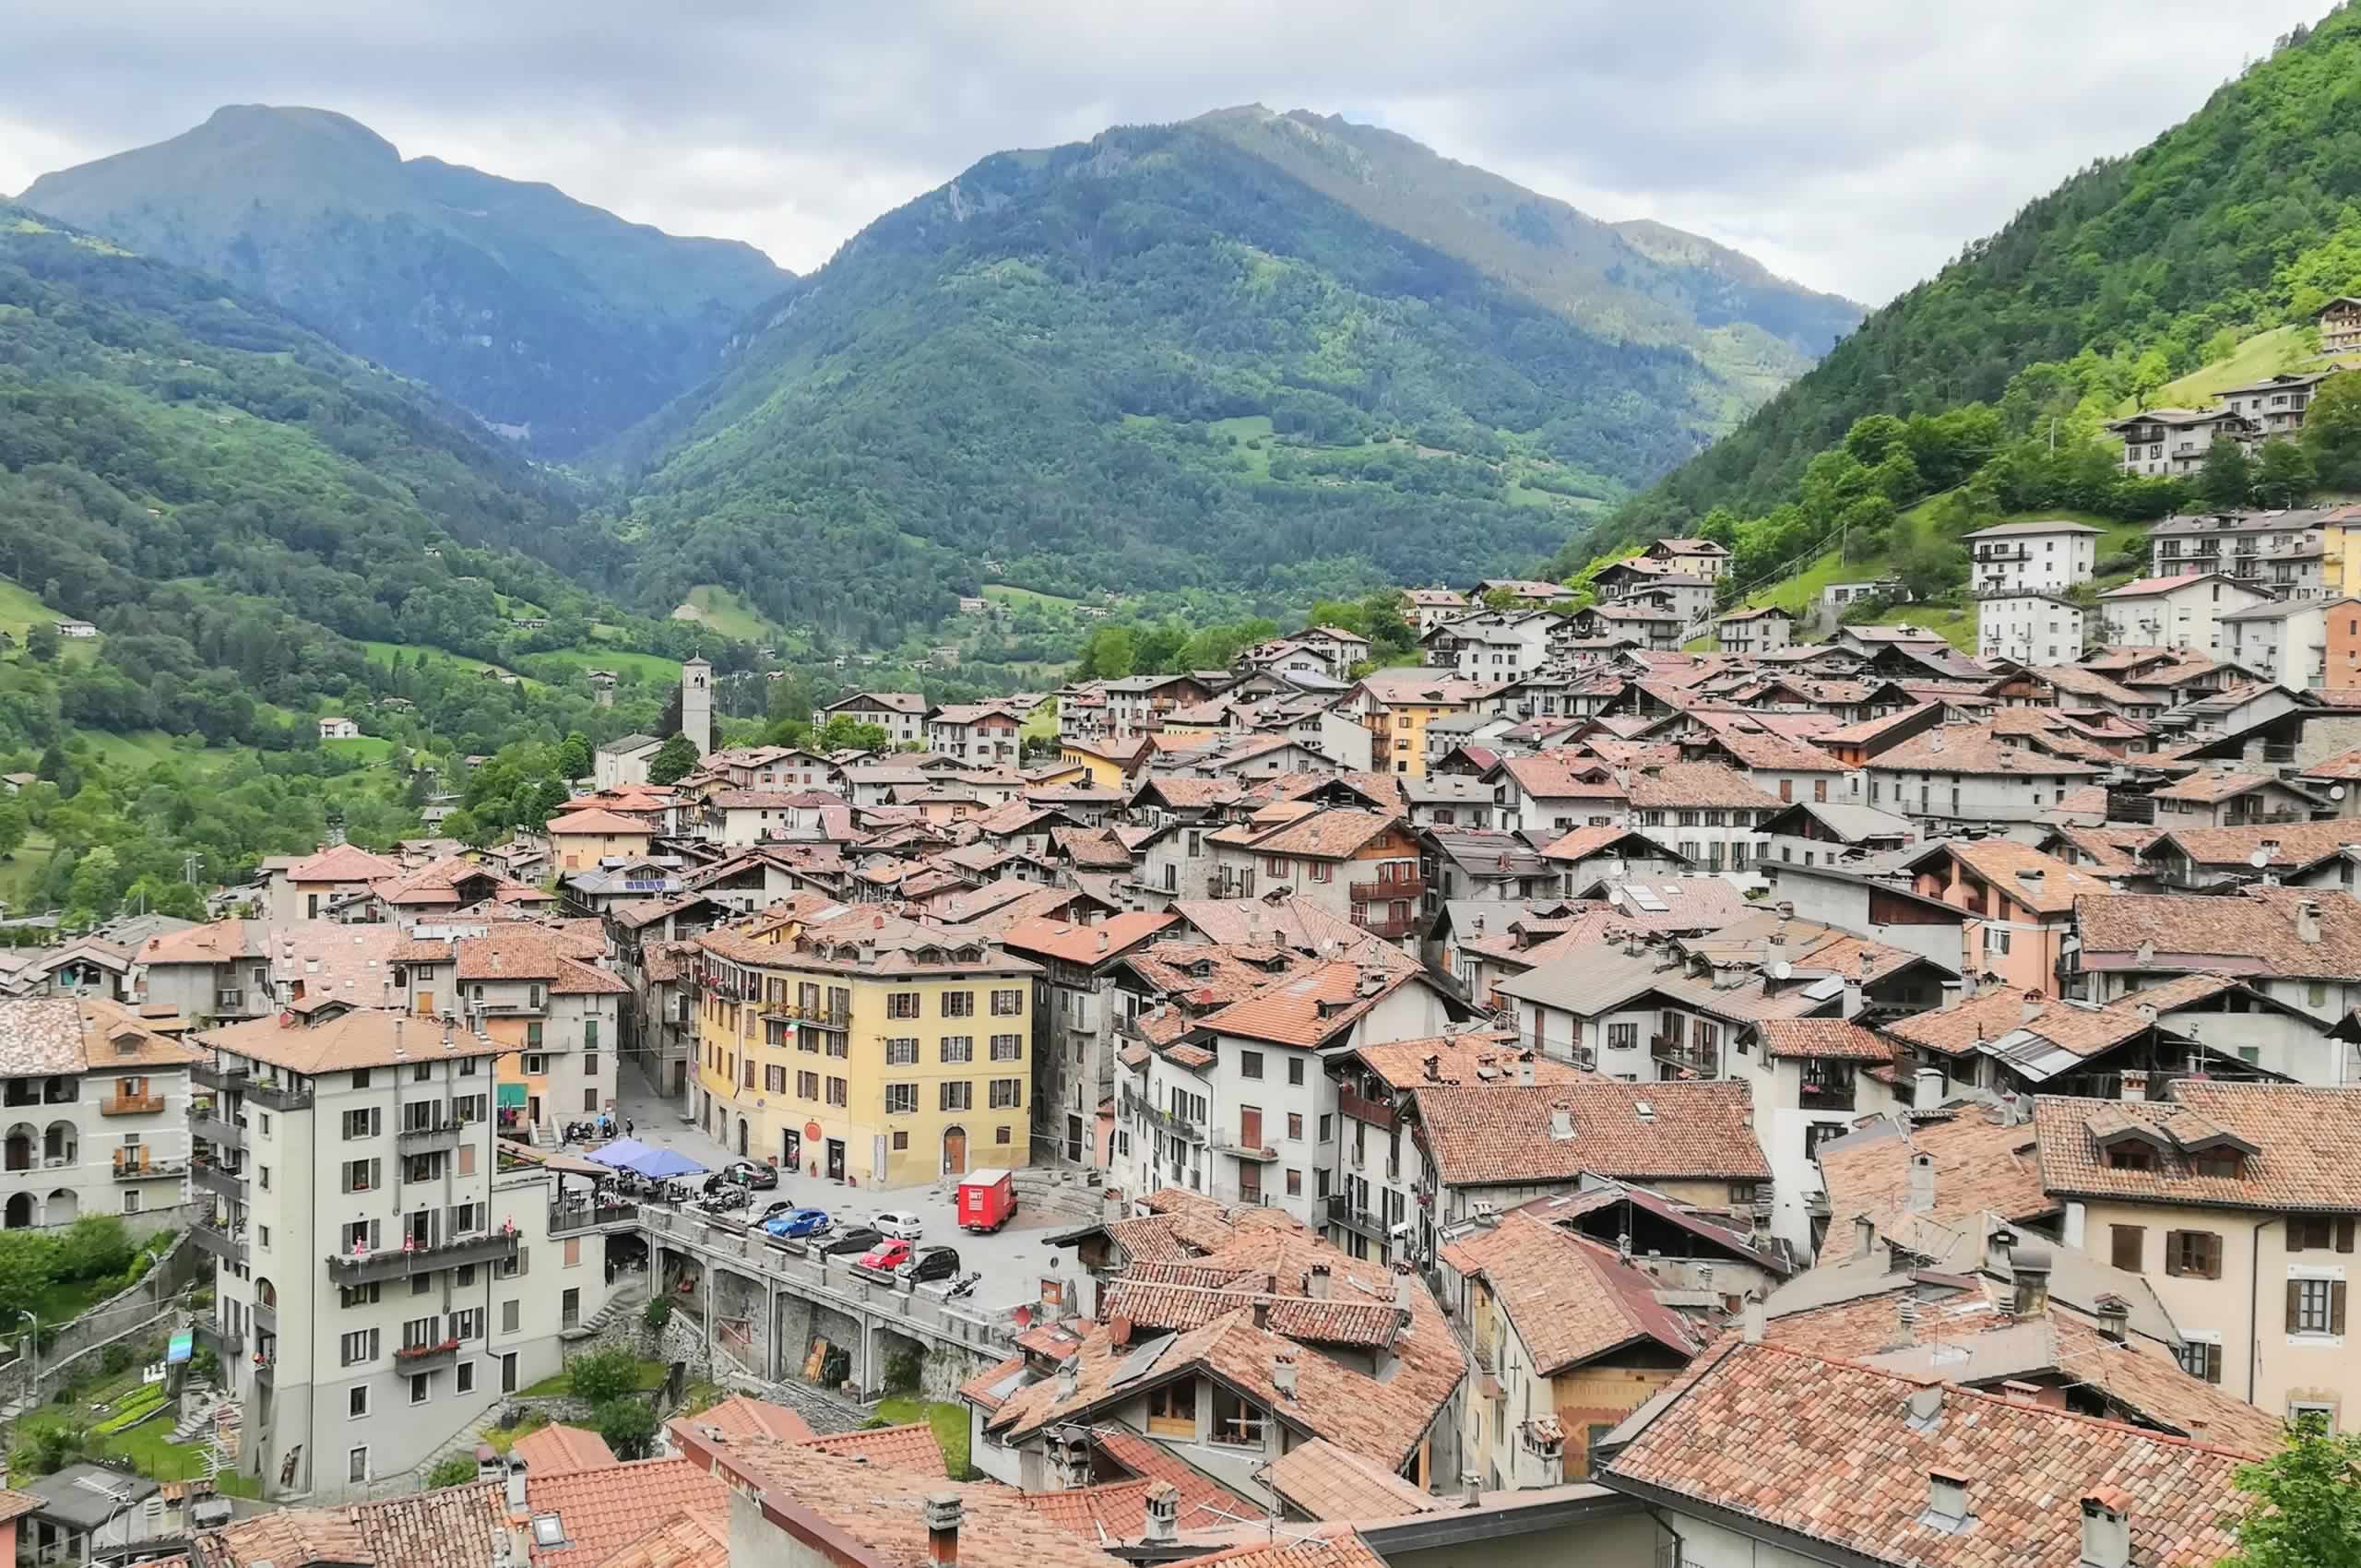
[317,717,361,741]
[2095,571,2270,653]
[2218,597,2361,688]
[1976,592,2085,666]
[1,998,202,1231]
[591,734,664,791]
[1962,521,2102,594]
[191,1006,615,1503]
[1714,606,1793,654]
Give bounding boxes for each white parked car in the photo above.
[873,1209,925,1241]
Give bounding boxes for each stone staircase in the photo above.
[170,1379,227,1444]
[1007,1167,1112,1229]
[561,1280,649,1343]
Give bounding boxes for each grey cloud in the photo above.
[0,0,2330,301]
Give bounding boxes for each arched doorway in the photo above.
[4,1193,30,1228]
[43,1121,75,1168]
[736,1118,748,1158]
[4,1123,33,1172]
[45,1188,75,1222]
[942,1124,967,1178]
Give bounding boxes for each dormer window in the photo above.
[2104,1143,2157,1171]
[2189,1149,2245,1179]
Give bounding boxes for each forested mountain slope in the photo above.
[18,106,791,456]
[602,113,1855,642]
[0,201,717,752]
[1593,5,2361,549]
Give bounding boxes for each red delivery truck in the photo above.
[956,1168,1017,1233]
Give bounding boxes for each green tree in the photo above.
[646,735,698,786]
[565,1348,641,1406]
[0,799,27,859]
[65,845,124,921]
[596,1397,658,1462]
[2303,372,2361,490]
[424,1455,481,1489]
[23,624,60,664]
[2254,439,2319,508]
[2219,1420,2361,1568]
[812,717,890,754]
[557,731,593,782]
[2198,438,2257,510]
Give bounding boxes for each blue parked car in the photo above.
[762,1207,831,1239]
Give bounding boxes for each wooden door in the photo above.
[942,1125,967,1176]
[1239,1106,1263,1149]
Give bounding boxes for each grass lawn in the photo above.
[2130,326,2312,414]
[675,586,774,644]
[0,576,67,641]
[981,583,1085,612]
[321,735,397,764]
[74,731,250,776]
[873,1396,971,1478]
[1020,699,1060,742]
[0,827,58,913]
[520,647,682,684]
[481,1412,552,1455]
[355,639,516,680]
[519,1357,670,1398]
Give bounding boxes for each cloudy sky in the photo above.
[0,1,2329,305]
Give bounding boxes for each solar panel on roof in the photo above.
[1109,1330,1179,1385]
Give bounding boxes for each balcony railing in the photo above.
[1336,1087,1397,1129]
[764,1001,851,1029]
[189,1112,245,1152]
[191,1062,313,1111]
[394,1336,462,1365]
[1650,1034,1719,1078]
[254,1301,278,1337]
[1797,1078,1858,1113]
[195,1319,243,1363]
[1354,914,1421,940]
[1212,1134,1280,1164]
[1323,1194,1389,1240]
[111,1152,187,1181]
[326,1230,517,1287]
[189,1157,245,1199]
[192,1217,249,1265]
[548,1200,641,1236]
[1120,1088,1205,1144]
[397,1122,463,1152]
[1349,875,1426,903]
[99,1092,167,1116]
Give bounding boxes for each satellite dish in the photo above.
[2334,786,2349,802]
[1770,960,1794,981]
[1607,886,1625,906]
[2249,848,2272,869]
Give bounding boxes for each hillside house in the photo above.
[1979,593,2085,666]
[1714,605,1792,654]
[1963,521,2102,594]
[2096,572,2268,653]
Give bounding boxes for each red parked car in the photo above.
[858,1239,913,1271]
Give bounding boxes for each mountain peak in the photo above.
[197,103,401,161]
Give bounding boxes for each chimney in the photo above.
[1271,1351,1298,1400]
[1423,1053,1442,1084]
[1517,1051,1535,1087]
[1913,1068,1945,1112]
[504,1456,528,1521]
[1985,1225,2019,1277]
[2094,1295,2131,1344]
[1959,969,1981,1000]
[1906,1151,1936,1214]
[1741,1293,1765,1344]
[1854,1215,1878,1259]
[1548,1101,1573,1140]
[1841,973,1864,1019]
[1055,1355,1080,1401]
[2010,1242,2053,1318]
[1616,1230,1632,1260]
[2018,869,2044,897]
[2021,990,2044,1026]
[924,1493,962,1567]
[1896,1295,1918,1347]
[2118,1068,2150,1103]
[1461,1469,1483,1508]
[1252,1300,1271,1331]
[2296,898,2323,945]
[1143,1482,1180,1544]
[2079,1490,2132,1568]
[1925,1469,1970,1528]
[1308,1264,1331,1301]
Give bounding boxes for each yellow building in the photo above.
[1354,670,1495,778]
[1057,739,1140,790]
[690,911,1040,1186]
[2323,512,2361,597]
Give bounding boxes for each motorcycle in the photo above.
[943,1270,981,1301]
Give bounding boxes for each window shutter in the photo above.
[2290,1223,2309,1254]
[2338,1218,2355,1254]
[2285,1279,2304,1331]
[2201,1234,2221,1279]
[2334,1283,2349,1337]
[2164,1234,2184,1277]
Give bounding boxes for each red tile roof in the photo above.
[1442,1212,1698,1375]
[1412,1080,1769,1186]
[525,1458,730,1568]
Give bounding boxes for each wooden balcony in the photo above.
[326,1230,517,1287]
[100,1092,167,1116]
[1349,875,1426,903]
[1336,1087,1397,1130]
[1650,1034,1719,1078]
[111,1151,188,1181]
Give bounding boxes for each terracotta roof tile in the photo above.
[996,912,1178,968]
[1869,723,2103,777]
[1265,1438,1445,1520]
[589,1509,731,1568]
[1620,762,1786,810]
[2076,886,2361,978]
[2034,1083,2361,1213]
[1200,960,1425,1049]
[511,1422,619,1478]
[684,1393,818,1444]
[801,1420,949,1476]
[1814,1111,2053,1264]
[1602,1341,2256,1567]
[1752,1018,1893,1062]
[525,1458,730,1568]
[1413,1081,1769,1186]
[1442,1212,1698,1374]
[1346,1030,1586,1091]
[192,1482,504,1568]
